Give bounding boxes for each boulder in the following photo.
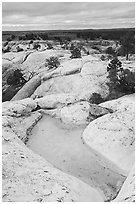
[60,102,110,125]
[2,98,37,117]
[32,73,109,100]
[60,101,90,125]
[35,93,80,109]
[83,94,135,174]
[11,75,41,101]
[113,165,135,202]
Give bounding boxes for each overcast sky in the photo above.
[2,2,135,31]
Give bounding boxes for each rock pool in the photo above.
[27,114,126,201]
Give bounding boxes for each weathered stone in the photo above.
[113,165,135,202]
[32,56,109,100]
[2,98,37,117]
[83,94,135,174]
[2,102,103,202]
[11,75,41,101]
[60,101,90,125]
[35,93,80,109]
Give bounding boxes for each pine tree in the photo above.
[107,57,135,96]
[107,57,123,93]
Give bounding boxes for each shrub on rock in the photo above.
[45,56,60,70]
[70,47,81,59]
[33,43,41,50]
[47,43,53,49]
[105,46,115,56]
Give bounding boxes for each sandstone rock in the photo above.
[60,101,90,125]
[22,50,66,74]
[113,165,135,202]
[2,138,103,202]
[2,98,37,117]
[59,102,111,125]
[32,73,108,100]
[35,93,80,109]
[32,56,109,100]
[89,104,111,118]
[3,52,26,64]
[83,95,135,174]
[11,75,41,101]
[2,101,103,202]
[2,59,13,74]
[36,94,110,125]
[41,58,83,82]
[2,84,23,102]
[81,61,107,77]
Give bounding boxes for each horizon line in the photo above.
[2,27,135,32]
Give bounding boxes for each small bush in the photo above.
[47,43,53,49]
[33,43,41,50]
[105,46,115,55]
[89,93,104,104]
[100,55,106,61]
[118,69,135,93]
[45,56,60,70]
[70,47,81,58]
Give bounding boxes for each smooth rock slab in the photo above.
[2,98,104,202]
[32,56,109,100]
[113,165,135,202]
[35,93,80,109]
[83,95,135,174]
[2,139,103,202]
[11,75,41,101]
[60,101,90,125]
[2,98,37,117]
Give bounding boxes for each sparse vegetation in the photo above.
[47,43,53,49]
[70,46,81,58]
[45,56,60,70]
[105,46,115,56]
[107,57,135,98]
[120,34,135,60]
[33,42,41,50]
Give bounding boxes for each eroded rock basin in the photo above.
[27,114,126,201]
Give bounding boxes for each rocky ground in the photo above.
[2,41,135,202]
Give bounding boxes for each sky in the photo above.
[2,2,135,31]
